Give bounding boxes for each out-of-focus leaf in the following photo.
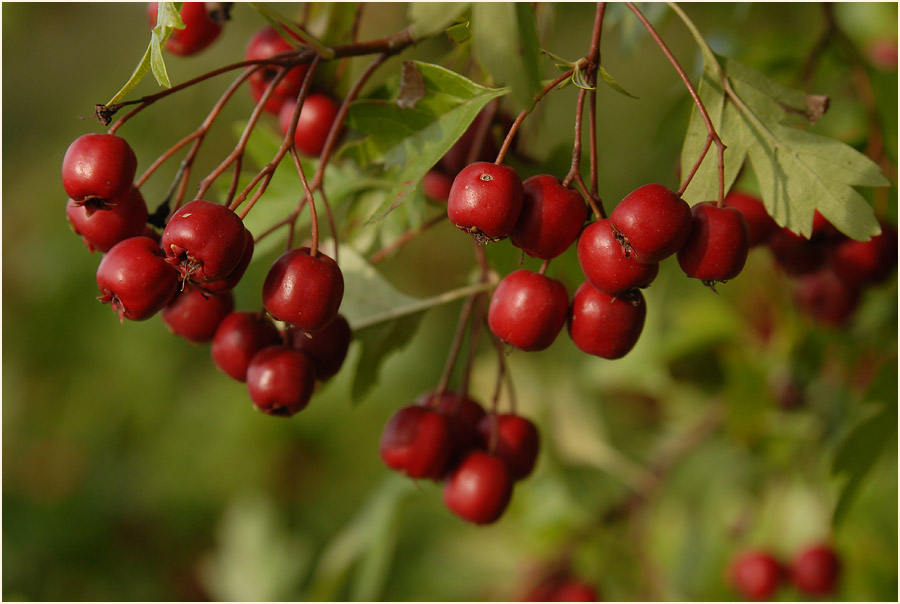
[598,65,639,98]
[409,2,469,39]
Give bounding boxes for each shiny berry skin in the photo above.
[789,544,840,596]
[200,227,254,294]
[421,391,486,461]
[245,25,307,98]
[379,405,454,480]
[278,93,341,157]
[476,413,540,481]
[443,450,513,524]
[568,282,646,359]
[246,346,316,417]
[423,169,453,204]
[447,162,524,242]
[262,247,344,333]
[724,191,778,247]
[510,175,588,260]
[677,201,750,283]
[577,218,659,296]
[488,269,569,352]
[609,183,692,263]
[62,134,138,208]
[793,269,861,327]
[162,286,235,344]
[147,2,222,57]
[211,312,282,382]
[96,236,180,322]
[162,199,248,283]
[729,550,783,601]
[767,227,825,276]
[286,314,352,380]
[249,78,289,116]
[828,224,897,287]
[66,187,148,253]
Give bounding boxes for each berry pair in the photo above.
[729,544,841,600]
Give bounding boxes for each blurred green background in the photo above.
[3,3,897,601]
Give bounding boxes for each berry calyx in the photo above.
[62,133,138,209]
[379,405,454,480]
[488,269,569,352]
[729,550,783,601]
[568,282,646,359]
[789,544,840,596]
[66,186,149,253]
[96,236,180,322]
[161,286,234,344]
[577,218,659,296]
[286,314,352,380]
[262,247,344,333]
[147,2,222,57]
[211,312,282,382]
[476,413,540,481]
[510,174,588,260]
[609,183,692,263]
[161,199,248,284]
[278,93,341,158]
[442,450,513,524]
[246,346,316,417]
[447,162,524,243]
[677,201,750,285]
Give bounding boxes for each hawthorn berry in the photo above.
[767,227,825,276]
[443,450,513,524]
[96,236,180,322]
[440,109,499,176]
[510,174,588,260]
[245,25,308,98]
[147,2,222,57]
[548,579,600,602]
[568,282,646,359]
[249,78,289,116]
[828,224,897,287]
[66,186,149,253]
[724,191,778,247]
[161,286,235,344]
[211,312,282,382]
[729,550,783,601]
[246,346,316,417]
[422,169,453,204]
[420,391,486,461]
[200,227,254,294]
[62,133,138,209]
[278,93,341,157]
[609,183,692,263]
[488,269,569,352]
[379,405,454,480]
[262,247,344,333]
[161,199,248,283]
[677,201,750,284]
[447,162,524,242]
[476,413,540,481]
[793,268,861,327]
[789,544,840,597]
[286,314,352,380]
[577,218,659,296]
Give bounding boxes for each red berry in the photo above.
[609,184,692,263]
[162,286,234,344]
[278,93,341,157]
[420,391,486,461]
[211,312,282,382]
[161,199,248,284]
[200,227,254,294]
[789,544,840,596]
[793,268,861,327]
[677,201,750,284]
[828,224,897,287]
[549,579,599,602]
[510,175,587,260]
[447,162,524,242]
[246,346,316,417]
[96,236,180,322]
[379,405,454,480]
[66,187,148,253]
[286,314,352,380]
[245,25,308,98]
[724,191,778,247]
[443,450,513,524]
[249,78,290,116]
[488,269,569,352]
[62,134,138,208]
[423,169,453,204]
[440,109,499,176]
[476,413,540,481]
[568,282,646,359]
[262,247,344,333]
[147,2,222,57]
[729,550,783,601]
[577,218,659,296]
[767,228,825,276]
[812,210,842,243]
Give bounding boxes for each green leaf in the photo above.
[148,30,171,89]
[409,2,469,39]
[597,65,638,99]
[471,2,543,109]
[249,2,334,59]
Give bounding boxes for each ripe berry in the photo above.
[549,579,600,602]
[440,109,499,176]
[246,346,316,417]
[262,247,344,333]
[66,187,149,253]
[793,269,861,327]
[789,544,840,597]
[447,162,524,242]
[476,413,540,481]
[278,93,341,157]
[568,282,646,359]
[828,224,897,287]
[577,218,659,296]
[147,2,222,57]
[96,236,180,322]
[379,405,454,480]
[421,391,486,461]
[677,201,750,284]
[161,286,234,344]
[249,78,289,116]
[724,191,778,247]
[423,169,453,204]
[211,312,282,382]
[200,227,254,294]
[245,25,308,98]
[609,183,692,263]
[286,314,352,380]
[767,227,825,276]
[443,450,513,524]
[729,550,783,601]
[510,175,588,260]
[62,134,138,209]
[488,269,569,352]
[161,199,248,284]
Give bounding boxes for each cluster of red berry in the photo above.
[729,544,841,601]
